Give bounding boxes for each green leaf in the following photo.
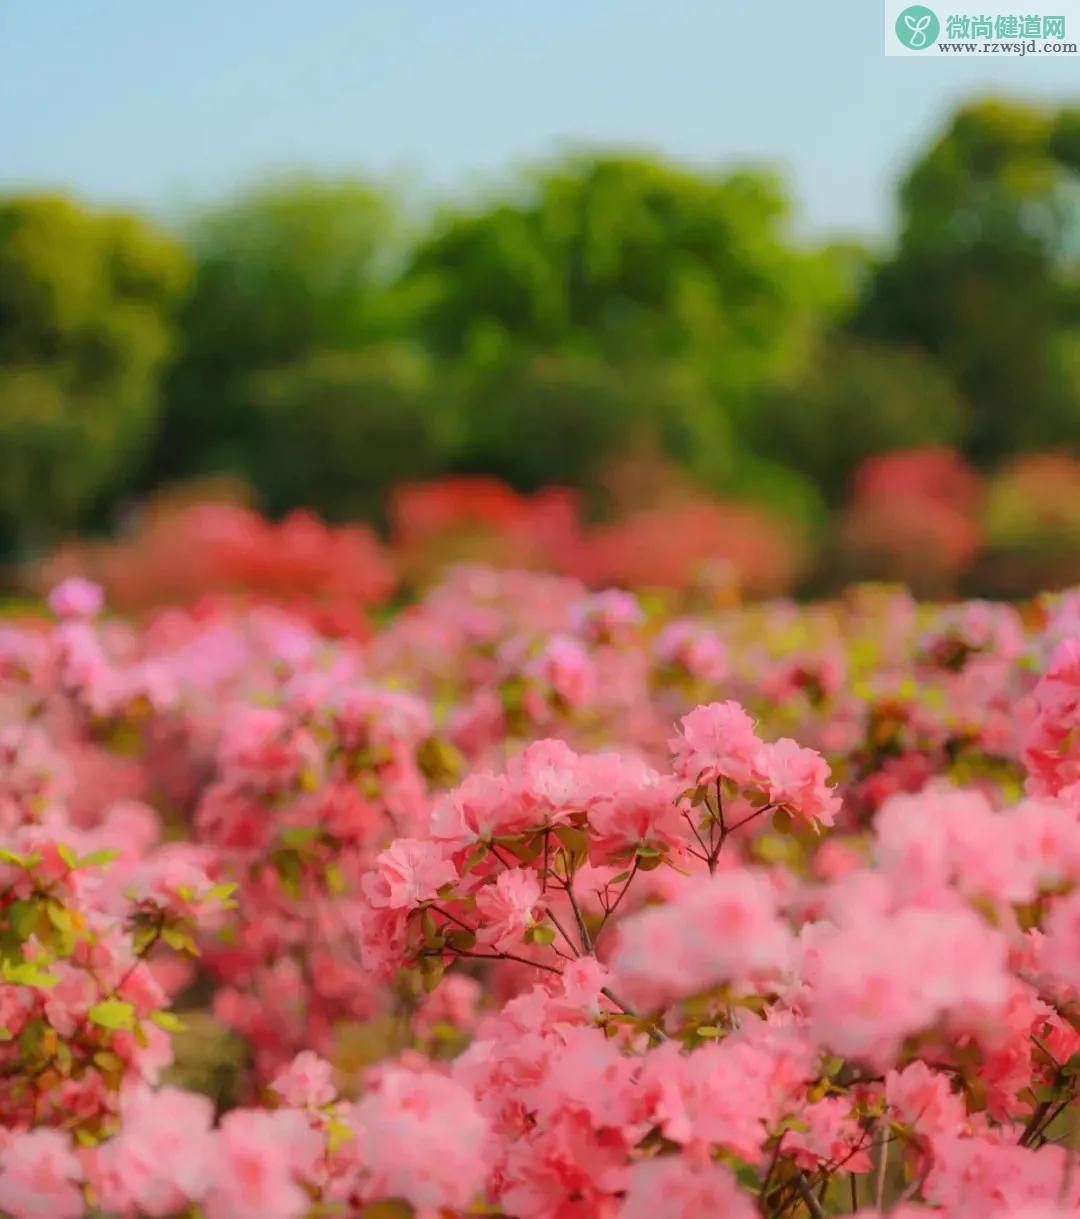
[733,1160,762,1192]
[87,998,136,1030]
[279,826,320,849]
[358,1202,413,1219]
[7,899,38,940]
[554,826,589,862]
[0,848,34,869]
[161,924,199,956]
[460,844,488,875]
[93,1049,124,1072]
[420,955,444,992]
[148,1010,187,1032]
[324,865,346,897]
[2,960,59,989]
[75,849,120,870]
[326,1115,355,1153]
[55,1040,72,1074]
[131,923,161,955]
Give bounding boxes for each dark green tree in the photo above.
[245,346,448,524]
[401,153,860,519]
[446,352,738,497]
[159,177,401,481]
[857,99,1080,462]
[0,194,189,551]
[753,337,970,504]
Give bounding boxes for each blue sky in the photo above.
[2,0,1077,242]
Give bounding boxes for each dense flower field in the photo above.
[3,568,1080,1219]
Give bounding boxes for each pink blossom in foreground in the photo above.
[620,1154,757,1219]
[670,700,765,789]
[612,870,793,1008]
[352,1067,490,1213]
[0,1130,84,1219]
[203,1110,316,1219]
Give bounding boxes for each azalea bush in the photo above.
[2,569,1080,1218]
[836,449,984,597]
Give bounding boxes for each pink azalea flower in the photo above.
[48,577,104,620]
[204,1109,316,1219]
[886,1061,967,1140]
[271,1050,337,1108]
[100,1086,214,1217]
[476,869,544,952]
[0,1129,84,1219]
[654,620,729,683]
[613,870,792,1009]
[362,838,457,910]
[353,1067,489,1213]
[758,737,839,828]
[620,1154,756,1219]
[670,701,765,790]
[528,635,597,709]
[430,770,527,846]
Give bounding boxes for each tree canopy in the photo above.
[1,97,1078,557]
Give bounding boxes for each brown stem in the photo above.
[600,986,668,1043]
[595,860,638,939]
[440,948,562,975]
[561,866,593,955]
[546,907,582,958]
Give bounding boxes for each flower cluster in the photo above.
[0,572,1079,1218]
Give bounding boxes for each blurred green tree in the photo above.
[406,154,847,477]
[857,99,1080,463]
[0,194,189,551]
[158,176,402,481]
[245,346,448,523]
[752,337,970,504]
[447,353,735,498]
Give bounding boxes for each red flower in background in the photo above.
[841,447,983,596]
[39,500,396,639]
[853,446,982,514]
[570,498,805,599]
[390,477,581,578]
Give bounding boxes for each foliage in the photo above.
[448,352,740,495]
[407,155,836,372]
[246,346,447,523]
[0,195,189,548]
[857,98,1080,463]
[977,453,1080,594]
[158,177,400,481]
[754,337,970,503]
